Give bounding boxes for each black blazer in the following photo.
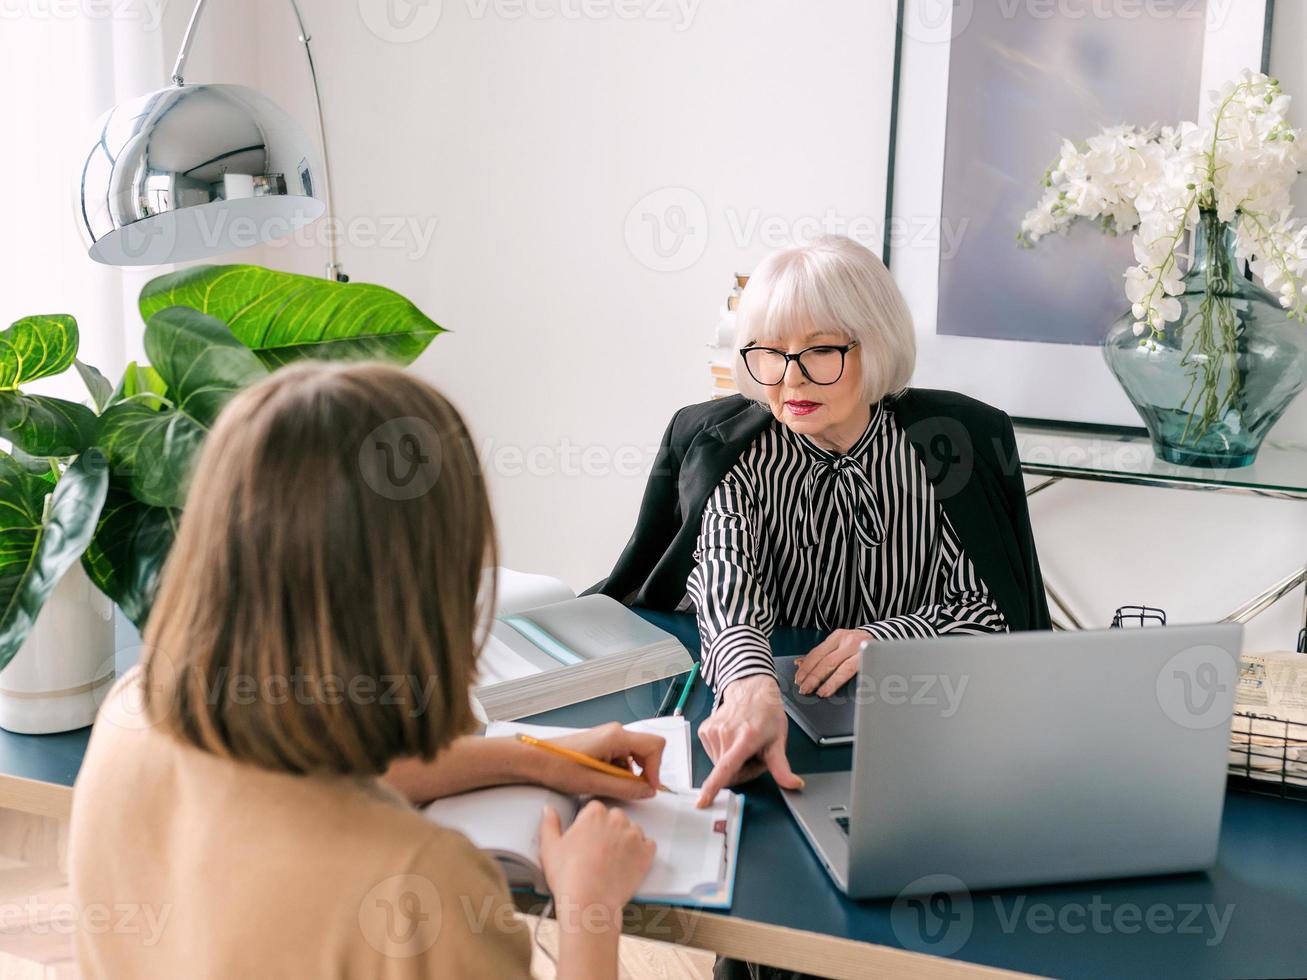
[587,390,1052,634]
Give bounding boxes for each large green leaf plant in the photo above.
[0,316,109,671]
[0,265,443,669]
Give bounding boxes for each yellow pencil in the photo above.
[515,733,674,793]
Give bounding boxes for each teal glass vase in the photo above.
[1103,209,1307,468]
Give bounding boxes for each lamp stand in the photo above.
[170,0,347,282]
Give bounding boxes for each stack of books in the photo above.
[707,273,748,399]
[475,569,694,720]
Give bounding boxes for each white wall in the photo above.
[0,10,168,388]
[173,0,1304,650]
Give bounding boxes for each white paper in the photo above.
[482,718,730,901]
[485,716,693,792]
[1237,650,1307,726]
[494,567,575,618]
[1229,650,1307,786]
[430,718,737,904]
[425,784,577,858]
[626,716,695,792]
[610,791,730,900]
[477,633,543,686]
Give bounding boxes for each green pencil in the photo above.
[672,662,699,717]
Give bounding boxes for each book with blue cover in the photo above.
[475,586,693,721]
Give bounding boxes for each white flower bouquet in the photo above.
[1018,71,1307,463]
[1020,70,1307,347]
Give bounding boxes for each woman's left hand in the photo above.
[794,629,868,697]
[533,723,666,801]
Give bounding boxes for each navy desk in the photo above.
[519,610,1307,980]
[0,635,139,819]
[0,727,88,818]
[2,616,1305,976]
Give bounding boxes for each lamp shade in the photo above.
[76,83,325,266]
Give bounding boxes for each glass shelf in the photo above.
[1013,419,1307,500]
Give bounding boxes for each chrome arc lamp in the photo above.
[75,0,346,280]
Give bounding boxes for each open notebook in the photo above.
[422,717,744,909]
[475,571,694,721]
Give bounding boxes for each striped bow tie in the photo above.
[800,452,886,631]
[802,453,886,550]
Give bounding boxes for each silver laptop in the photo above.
[781,624,1243,899]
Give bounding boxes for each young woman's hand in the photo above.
[537,723,666,800]
[539,800,656,915]
[794,628,867,697]
[381,723,664,806]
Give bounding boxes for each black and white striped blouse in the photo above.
[685,398,1008,697]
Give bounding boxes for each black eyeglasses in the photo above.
[738,343,858,386]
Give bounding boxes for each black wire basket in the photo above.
[1227,712,1307,802]
[1113,607,1307,802]
[1110,605,1168,629]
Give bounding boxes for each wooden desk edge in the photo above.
[514,894,1042,980]
[1,772,1041,979]
[0,773,74,820]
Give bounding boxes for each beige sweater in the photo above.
[69,673,533,979]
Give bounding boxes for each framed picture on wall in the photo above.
[885,0,1274,425]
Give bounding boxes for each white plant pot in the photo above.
[0,564,115,734]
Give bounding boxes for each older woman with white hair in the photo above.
[593,235,1050,817]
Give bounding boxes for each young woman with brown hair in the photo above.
[71,362,660,979]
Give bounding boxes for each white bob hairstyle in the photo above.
[733,235,916,405]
